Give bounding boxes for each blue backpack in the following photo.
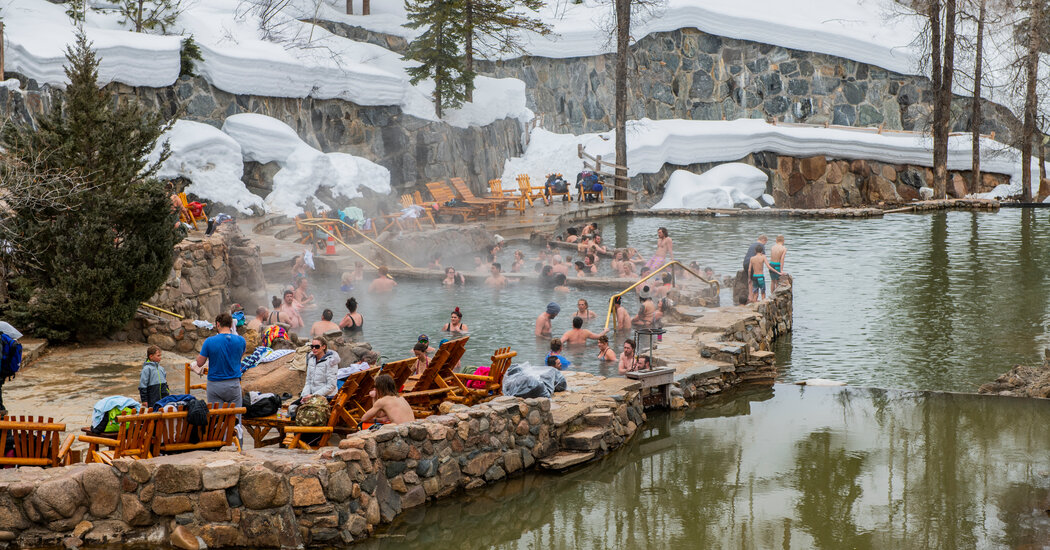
[1,333,22,379]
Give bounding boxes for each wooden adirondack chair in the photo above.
[516,174,546,206]
[400,340,471,414]
[241,414,293,448]
[449,177,509,216]
[327,367,380,434]
[545,173,572,202]
[0,416,75,467]
[179,192,208,230]
[79,410,161,464]
[489,179,526,215]
[380,357,417,392]
[154,403,246,454]
[426,182,486,222]
[400,194,436,228]
[454,347,518,405]
[282,426,336,450]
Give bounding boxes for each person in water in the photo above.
[246,306,267,332]
[535,302,560,337]
[442,266,466,286]
[553,273,570,293]
[574,299,597,320]
[546,339,572,370]
[360,374,414,426]
[511,250,526,273]
[561,316,608,345]
[339,297,364,332]
[369,266,397,293]
[618,338,637,374]
[279,290,304,329]
[613,296,632,331]
[632,295,656,328]
[769,235,787,292]
[596,335,617,362]
[442,307,468,333]
[748,243,780,302]
[485,262,508,288]
[310,308,341,338]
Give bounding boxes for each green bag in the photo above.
[104,406,135,433]
[296,395,330,427]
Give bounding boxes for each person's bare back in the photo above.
[770,243,786,264]
[365,395,414,425]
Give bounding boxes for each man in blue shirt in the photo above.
[192,312,247,410]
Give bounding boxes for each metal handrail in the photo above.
[299,217,413,268]
[603,261,720,331]
[140,302,184,319]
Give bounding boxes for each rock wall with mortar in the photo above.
[634,153,1011,208]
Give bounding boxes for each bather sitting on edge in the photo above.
[361,374,415,426]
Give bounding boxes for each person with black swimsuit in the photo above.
[442,307,468,333]
[340,297,364,332]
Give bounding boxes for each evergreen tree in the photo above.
[118,0,184,33]
[461,0,550,101]
[0,32,180,341]
[403,0,473,118]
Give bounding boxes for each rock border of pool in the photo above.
[628,197,1000,219]
[0,285,792,549]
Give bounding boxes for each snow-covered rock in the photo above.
[651,165,767,210]
[220,113,390,215]
[151,120,264,214]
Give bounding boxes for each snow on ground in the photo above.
[150,120,264,214]
[220,113,390,216]
[503,119,1050,200]
[651,165,767,210]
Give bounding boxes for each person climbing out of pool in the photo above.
[535,302,560,337]
[442,307,469,333]
[546,339,572,369]
[748,243,780,302]
[561,316,608,345]
[575,299,597,321]
[646,227,673,271]
[596,335,617,363]
[360,373,414,427]
[618,338,637,374]
[310,308,341,338]
[770,235,787,292]
[368,266,397,293]
[412,341,430,376]
[613,296,632,331]
[339,297,364,332]
[485,262,508,288]
[442,266,466,286]
[743,234,768,302]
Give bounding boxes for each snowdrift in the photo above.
[651,165,767,210]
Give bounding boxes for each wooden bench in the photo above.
[0,416,75,467]
[79,410,161,464]
[154,403,246,454]
[449,177,510,216]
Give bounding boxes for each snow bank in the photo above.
[651,165,767,210]
[505,119,1050,199]
[220,113,390,215]
[151,120,264,214]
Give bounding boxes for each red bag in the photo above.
[467,366,490,389]
[187,202,205,217]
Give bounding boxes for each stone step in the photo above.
[583,411,615,428]
[562,428,606,452]
[538,451,596,471]
[19,338,48,368]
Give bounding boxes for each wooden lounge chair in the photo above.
[489,179,526,215]
[449,177,510,216]
[545,173,572,202]
[0,416,76,467]
[155,403,246,454]
[425,182,487,222]
[327,366,380,434]
[516,174,546,206]
[383,358,417,391]
[79,410,161,464]
[454,347,518,405]
[400,339,471,415]
[179,192,208,230]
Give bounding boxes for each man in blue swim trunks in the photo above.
[747,244,780,303]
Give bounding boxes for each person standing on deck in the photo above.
[535,302,560,337]
[192,313,246,412]
[646,227,673,271]
[748,244,780,303]
[742,235,768,302]
[769,235,787,292]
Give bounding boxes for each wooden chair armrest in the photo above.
[453,373,494,382]
[58,434,76,461]
[284,426,335,434]
[79,435,119,446]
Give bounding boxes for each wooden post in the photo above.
[346,0,352,14]
[595,155,602,174]
[362,0,370,15]
[1,22,5,82]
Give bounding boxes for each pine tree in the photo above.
[118,0,183,33]
[0,32,181,341]
[403,0,473,118]
[460,0,550,101]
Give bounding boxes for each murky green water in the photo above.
[307,208,1050,392]
[366,385,1050,549]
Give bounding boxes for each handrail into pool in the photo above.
[299,218,413,270]
[603,261,720,331]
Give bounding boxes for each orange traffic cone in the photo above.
[326,234,336,256]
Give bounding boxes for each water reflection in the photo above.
[367,386,1050,550]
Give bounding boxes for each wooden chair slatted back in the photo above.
[0,416,65,464]
[410,345,453,393]
[435,337,471,394]
[381,358,417,391]
[347,366,382,415]
[114,410,160,459]
[426,182,456,204]
[329,367,378,430]
[488,348,517,387]
[449,177,479,200]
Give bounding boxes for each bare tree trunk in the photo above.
[136,0,145,32]
[613,0,630,201]
[970,0,985,192]
[932,0,956,199]
[930,0,945,197]
[363,0,370,16]
[1021,1,1040,201]
[346,0,353,15]
[465,0,474,102]
[1040,136,1050,198]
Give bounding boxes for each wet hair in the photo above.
[215,312,233,328]
[614,296,622,306]
[378,266,389,277]
[758,234,768,242]
[491,262,501,272]
[542,265,553,277]
[146,345,160,358]
[546,356,559,367]
[755,244,765,254]
[640,267,651,277]
[554,273,567,285]
[413,342,428,353]
[549,339,562,352]
[572,316,583,329]
[322,308,333,321]
[256,306,268,317]
[658,227,668,237]
[574,261,586,270]
[534,262,544,273]
[345,297,358,313]
[375,373,398,396]
[578,299,589,308]
[312,336,328,349]
[566,227,578,236]
[283,289,294,297]
[272,296,282,308]
[451,307,463,319]
[585,254,595,264]
[597,335,609,345]
[663,273,673,284]
[590,222,598,231]
[624,338,636,352]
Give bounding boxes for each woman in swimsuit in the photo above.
[442,307,469,333]
[575,299,597,321]
[511,250,526,273]
[339,297,364,332]
[267,296,285,325]
[442,267,465,286]
[596,335,617,362]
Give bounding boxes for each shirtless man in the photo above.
[485,262,508,288]
[632,296,656,328]
[747,244,780,302]
[551,255,570,276]
[613,296,632,331]
[652,273,674,300]
[646,227,673,270]
[310,309,341,338]
[360,374,414,426]
[246,307,267,332]
[769,235,787,292]
[280,290,304,330]
[535,302,560,337]
[560,316,608,345]
[368,266,398,293]
[618,338,637,374]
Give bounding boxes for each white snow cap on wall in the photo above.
[220,113,390,216]
[651,165,768,210]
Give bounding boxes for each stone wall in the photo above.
[125,223,266,353]
[634,152,1011,208]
